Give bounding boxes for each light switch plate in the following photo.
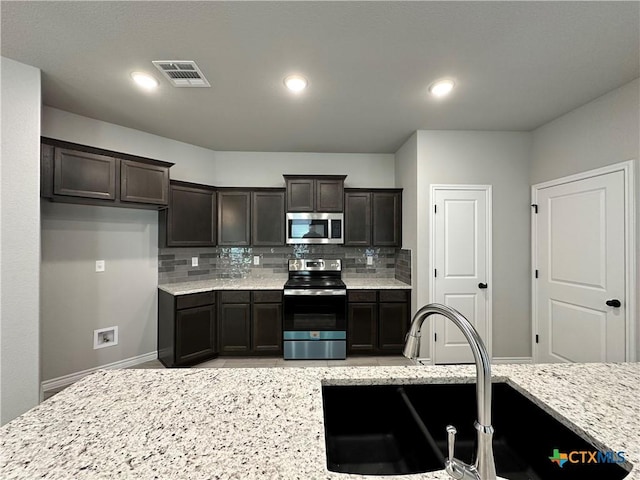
[192,257,198,267]
[95,260,105,272]
[254,255,260,266]
[366,256,373,266]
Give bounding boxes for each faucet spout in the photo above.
[403,303,497,480]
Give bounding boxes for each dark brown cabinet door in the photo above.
[348,303,377,354]
[286,178,315,212]
[175,305,216,365]
[372,191,402,247]
[218,191,251,245]
[219,303,251,353]
[316,179,344,212]
[120,160,169,205]
[54,148,116,200]
[378,302,409,352]
[252,303,283,354]
[166,182,216,247]
[252,190,285,246]
[344,191,372,246]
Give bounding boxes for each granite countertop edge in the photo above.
[1,363,638,479]
[158,277,412,295]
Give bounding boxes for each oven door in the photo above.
[283,289,347,331]
[283,289,347,359]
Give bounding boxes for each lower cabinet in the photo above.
[158,290,217,367]
[219,290,283,355]
[347,289,410,355]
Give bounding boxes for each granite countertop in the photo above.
[158,276,411,295]
[1,363,638,479]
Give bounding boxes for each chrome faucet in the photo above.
[403,303,497,480]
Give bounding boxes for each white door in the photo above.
[432,186,492,364]
[535,170,626,363]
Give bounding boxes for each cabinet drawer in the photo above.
[176,291,215,310]
[348,290,377,303]
[252,290,282,303]
[379,290,409,303]
[220,291,251,303]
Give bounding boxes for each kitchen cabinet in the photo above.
[158,290,217,367]
[344,189,402,247]
[344,191,372,245]
[120,160,169,205]
[41,137,173,209]
[252,189,285,246]
[218,190,251,246]
[284,175,346,212]
[160,180,217,247]
[251,291,283,354]
[347,289,409,355]
[219,290,283,355]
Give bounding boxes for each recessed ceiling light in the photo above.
[131,71,159,90]
[284,74,308,93]
[429,79,455,98]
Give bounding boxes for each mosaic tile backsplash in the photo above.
[158,245,412,285]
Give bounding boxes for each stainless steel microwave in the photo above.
[286,212,344,244]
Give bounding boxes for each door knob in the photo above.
[478,283,488,289]
[606,299,621,308]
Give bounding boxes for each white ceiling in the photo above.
[2,1,638,153]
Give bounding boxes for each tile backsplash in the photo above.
[158,245,410,284]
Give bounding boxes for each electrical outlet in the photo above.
[93,326,118,349]
[192,257,198,267]
[253,255,260,266]
[95,260,105,272]
[367,255,373,266]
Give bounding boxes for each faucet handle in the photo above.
[446,425,457,461]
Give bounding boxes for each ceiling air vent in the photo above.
[152,60,210,87]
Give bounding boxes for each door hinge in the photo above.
[434,269,437,278]
[535,269,539,279]
[535,334,539,344]
[531,204,538,214]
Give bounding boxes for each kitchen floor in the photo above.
[43,355,412,400]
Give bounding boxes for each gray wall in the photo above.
[394,133,418,316]
[396,131,532,360]
[40,203,158,381]
[0,57,41,424]
[531,78,640,359]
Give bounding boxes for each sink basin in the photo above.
[322,382,631,479]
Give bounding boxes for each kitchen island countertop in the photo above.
[1,362,638,479]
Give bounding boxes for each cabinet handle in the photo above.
[606,299,621,308]
[478,283,488,289]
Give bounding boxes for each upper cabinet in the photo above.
[344,189,402,247]
[218,190,251,246]
[41,138,173,210]
[252,189,285,246]
[160,180,217,248]
[284,175,346,212]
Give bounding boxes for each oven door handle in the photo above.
[284,289,347,296]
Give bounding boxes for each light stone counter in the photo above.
[342,278,411,289]
[1,363,638,479]
[158,276,410,295]
[158,275,289,295]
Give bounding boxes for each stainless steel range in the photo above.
[283,259,347,360]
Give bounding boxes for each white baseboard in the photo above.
[491,356,533,364]
[41,351,158,393]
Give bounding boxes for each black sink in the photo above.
[322,382,631,479]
